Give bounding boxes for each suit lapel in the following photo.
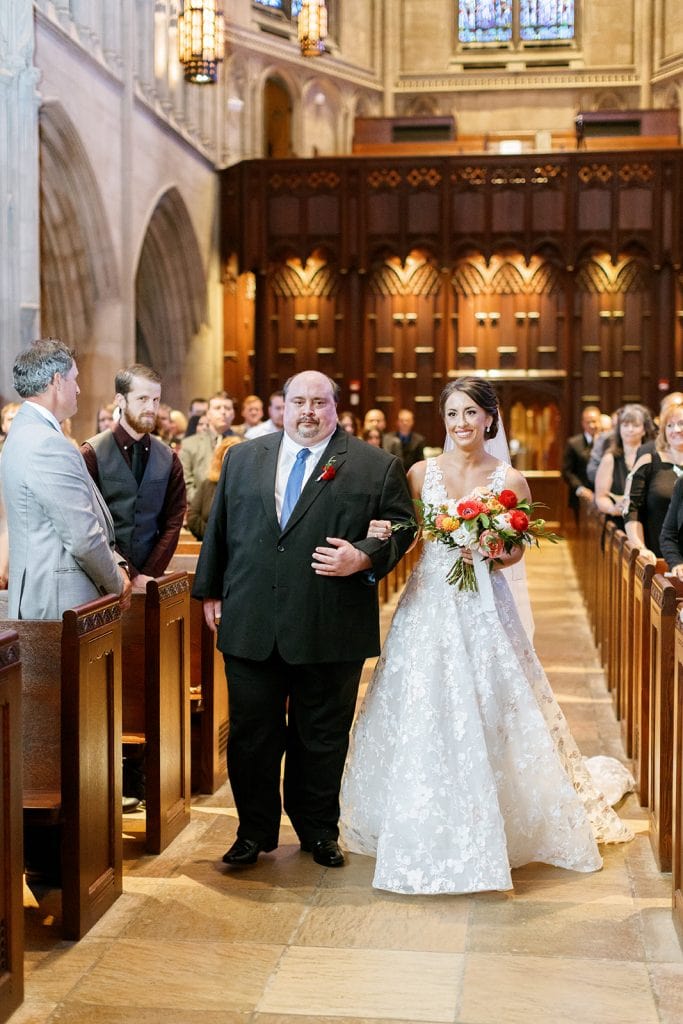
[279,428,349,536]
[259,433,284,535]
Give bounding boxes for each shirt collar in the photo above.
[25,400,62,433]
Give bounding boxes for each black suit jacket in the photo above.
[660,476,683,569]
[383,431,426,471]
[562,433,593,510]
[192,427,415,664]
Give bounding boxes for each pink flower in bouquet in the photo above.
[510,509,530,532]
[456,498,486,520]
[478,529,505,559]
[498,489,518,510]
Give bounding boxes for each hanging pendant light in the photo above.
[298,0,327,57]
[178,0,225,83]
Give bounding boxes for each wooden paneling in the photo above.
[0,632,22,1022]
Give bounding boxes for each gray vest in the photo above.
[88,430,172,571]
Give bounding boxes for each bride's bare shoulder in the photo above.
[407,459,428,498]
[504,465,532,500]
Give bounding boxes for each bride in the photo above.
[340,377,632,895]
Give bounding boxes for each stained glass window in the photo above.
[255,1,284,9]
[292,0,303,14]
[458,0,575,44]
[520,0,574,40]
[459,1,512,44]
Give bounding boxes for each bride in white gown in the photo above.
[340,377,632,895]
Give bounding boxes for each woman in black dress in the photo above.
[625,401,683,560]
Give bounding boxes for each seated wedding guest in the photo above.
[187,436,242,539]
[245,390,284,439]
[362,426,383,447]
[96,402,117,433]
[363,408,401,457]
[594,404,654,531]
[338,411,361,435]
[188,397,208,420]
[660,475,683,577]
[625,400,683,561]
[382,408,426,471]
[561,405,601,522]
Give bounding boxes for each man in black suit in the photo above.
[193,371,415,869]
[562,405,601,521]
[383,408,426,471]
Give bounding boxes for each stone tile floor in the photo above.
[14,541,683,1024]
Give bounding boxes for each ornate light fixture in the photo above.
[178,0,225,83]
[298,0,327,57]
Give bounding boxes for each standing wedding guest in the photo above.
[340,377,632,895]
[0,402,21,452]
[179,391,236,501]
[96,402,117,433]
[562,405,601,521]
[382,408,426,471]
[660,475,683,576]
[193,370,415,869]
[625,401,683,561]
[187,436,242,540]
[233,394,263,438]
[594,404,654,531]
[338,411,361,436]
[362,427,383,447]
[81,364,186,593]
[244,390,285,439]
[1,338,131,617]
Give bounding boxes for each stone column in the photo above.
[0,0,41,400]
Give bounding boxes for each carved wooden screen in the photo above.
[574,252,652,412]
[364,251,445,438]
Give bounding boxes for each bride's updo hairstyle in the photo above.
[439,377,500,439]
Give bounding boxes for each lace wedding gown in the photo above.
[340,459,632,895]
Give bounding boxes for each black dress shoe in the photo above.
[222,837,276,866]
[301,838,345,867]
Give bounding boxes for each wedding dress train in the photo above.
[340,459,632,895]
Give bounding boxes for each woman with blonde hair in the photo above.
[187,435,242,539]
[625,400,683,561]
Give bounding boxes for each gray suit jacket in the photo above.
[1,402,123,619]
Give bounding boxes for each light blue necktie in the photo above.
[280,448,311,528]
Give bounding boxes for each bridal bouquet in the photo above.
[413,487,559,591]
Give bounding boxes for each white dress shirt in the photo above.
[275,431,334,522]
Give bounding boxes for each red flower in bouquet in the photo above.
[509,509,530,532]
[398,487,559,591]
[456,498,486,520]
[498,489,518,510]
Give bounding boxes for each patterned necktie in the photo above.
[131,440,145,485]
[280,448,311,528]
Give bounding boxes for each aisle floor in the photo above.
[16,541,683,1024]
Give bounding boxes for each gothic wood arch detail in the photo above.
[368,254,441,298]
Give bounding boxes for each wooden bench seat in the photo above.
[0,595,123,940]
[0,630,23,1022]
[121,573,191,853]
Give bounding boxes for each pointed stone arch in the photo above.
[135,187,207,407]
[39,100,119,351]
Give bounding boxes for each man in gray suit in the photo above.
[1,338,131,619]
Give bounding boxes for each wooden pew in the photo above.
[0,631,23,1022]
[672,614,683,939]
[618,537,640,755]
[121,574,191,852]
[598,518,616,673]
[0,596,123,940]
[632,555,666,804]
[167,553,229,795]
[648,574,683,871]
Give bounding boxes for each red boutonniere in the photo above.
[317,458,336,482]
